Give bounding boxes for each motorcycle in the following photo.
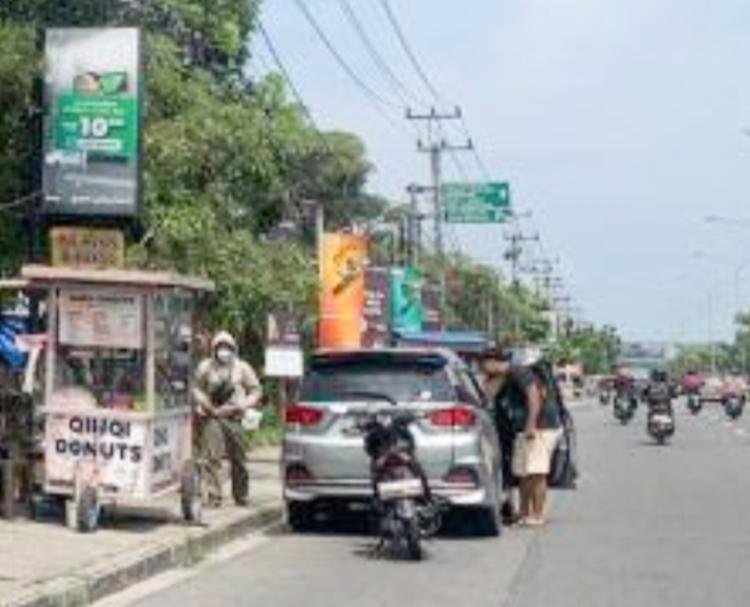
[723,394,744,420]
[613,393,636,424]
[599,390,611,406]
[351,394,443,561]
[647,411,675,445]
[686,393,702,415]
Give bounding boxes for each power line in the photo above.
[0,190,40,214]
[294,0,404,119]
[256,19,334,156]
[379,0,446,104]
[336,0,427,109]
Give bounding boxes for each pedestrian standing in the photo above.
[483,348,561,527]
[193,332,262,507]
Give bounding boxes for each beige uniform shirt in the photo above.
[194,358,262,416]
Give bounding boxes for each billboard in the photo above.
[318,233,368,349]
[43,28,142,216]
[362,267,390,348]
[390,267,423,333]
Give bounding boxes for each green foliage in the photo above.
[547,325,620,374]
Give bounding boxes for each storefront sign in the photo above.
[45,412,148,496]
[59,290,143,349]
[318,233,368,349]
[43,28,142,216]
[363,267,390,347]
[50,227,124,268]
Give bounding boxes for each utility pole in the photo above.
[406,107,472,312]
[405,183,430,268]
[504,226,540,289]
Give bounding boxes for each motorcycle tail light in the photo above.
[285,463,313,485]
[443,466,479,486]
[285,404,324,426]
[429,406,476,428]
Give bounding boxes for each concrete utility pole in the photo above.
[504,227,540,288]
[405,183,430,269]
[406,107,472,312]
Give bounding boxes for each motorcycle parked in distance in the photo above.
[647,411,675,445]
[352,394,443,561]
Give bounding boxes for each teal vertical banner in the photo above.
[390,267,423,332]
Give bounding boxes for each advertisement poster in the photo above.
[50,226,125,268]
[318,233,368,349]
[362,267,390,348]
[59,289,144,349]
[390,267,423,333]
[422,284,443,332]
[43,28,141,216]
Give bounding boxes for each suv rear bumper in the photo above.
[284,480,489,507]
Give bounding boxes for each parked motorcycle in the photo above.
[613,394,636,424]
[647,412,675,445]
[723,395,744,420]
[686,394,702,415]
[352,394,443,561]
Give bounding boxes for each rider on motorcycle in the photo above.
[681,369,703,396]
[644,369,674,418]
[613,366,635,400]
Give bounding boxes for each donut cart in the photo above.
[21,264,214,532]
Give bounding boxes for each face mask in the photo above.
[215,347,234,365]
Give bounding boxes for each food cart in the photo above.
[21,264,214,532]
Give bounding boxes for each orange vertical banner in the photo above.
[318,233,367,349]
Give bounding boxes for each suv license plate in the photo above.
[377,478,423,500]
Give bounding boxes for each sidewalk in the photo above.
[0,447,283,607]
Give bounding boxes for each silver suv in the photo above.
[282,349,503,535]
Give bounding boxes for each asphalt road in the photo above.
[110,398,750,607]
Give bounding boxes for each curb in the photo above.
[2,503,284,607]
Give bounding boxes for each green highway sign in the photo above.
[442,182,511,224]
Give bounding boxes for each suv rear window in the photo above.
[301,356,455,403]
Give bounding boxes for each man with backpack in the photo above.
[481,348,563,527]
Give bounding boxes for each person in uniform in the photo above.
[193,332,262,507]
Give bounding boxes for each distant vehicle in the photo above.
[282,349,503,536]
[700,375,726,404]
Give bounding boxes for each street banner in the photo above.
[43,28,142,217]
[422,284,443,332]
[390,267,423,333]
[362,267,390,348]
[50,226,125,268]
[318,233,368,349]
[265,312,304,377]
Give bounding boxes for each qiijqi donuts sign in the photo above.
[44,412,189,497]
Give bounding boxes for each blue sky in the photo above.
[253,0,750,343]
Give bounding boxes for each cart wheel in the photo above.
[76,485,100,533]
[181,460,203,523]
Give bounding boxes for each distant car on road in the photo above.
[282,348,504,535]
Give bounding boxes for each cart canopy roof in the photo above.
[21,265,214,292]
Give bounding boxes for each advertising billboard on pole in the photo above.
[43,28,142,217]
[390,267,423,333]
[318,233,368,349]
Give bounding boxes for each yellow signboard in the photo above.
[50,227,124,268]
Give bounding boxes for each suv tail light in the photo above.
[285,404,324,426]
[285,464,313,485]
[443,466,479,487]
[429,406,476,428]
